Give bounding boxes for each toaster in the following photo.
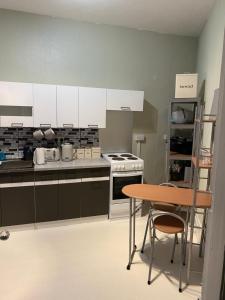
[45,148,60,161]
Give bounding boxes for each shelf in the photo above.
[170,123,195,129]
[169,153,192,161]
[192,156,213,169]
[169,180,191,188]
[170,97,200,103]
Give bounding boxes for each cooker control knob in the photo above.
[138,163,142,169]
[135,164,139,170]
[117,165,121,171]
[121,164,125,170]
[131,164,135,169]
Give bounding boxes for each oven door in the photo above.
[111,171,143,204]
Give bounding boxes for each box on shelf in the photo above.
[175,73,198,98]
[92,147,101,159]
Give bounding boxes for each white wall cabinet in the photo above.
[79,87,106,128]
[0,81,33,106]
[33,84,57,128]
[57,85,79,128]
[106,89,144,111]
[0,116,33,128]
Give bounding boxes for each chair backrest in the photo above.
[159,182,178,188]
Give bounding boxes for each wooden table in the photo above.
[122,184,212,280]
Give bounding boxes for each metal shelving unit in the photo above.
[187,104,216,283]
[166,97,201,187]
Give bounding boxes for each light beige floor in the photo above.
[0,217,202,300]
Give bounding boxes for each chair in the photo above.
[141,183,178,254]
[147,211,188,292]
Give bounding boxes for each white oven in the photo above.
[109,170,143,218]
[102,153,144,219]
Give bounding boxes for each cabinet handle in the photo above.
[120,107,131,111]
[40,124,51,128]
[63,124,74,128]
[88,125,98,128]
[82,177,109,182]
[11,123,23,127]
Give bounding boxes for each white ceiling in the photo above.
[0,0,216,36]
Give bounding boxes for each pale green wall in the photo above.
[197,0,225,113]
[0,9,198,183]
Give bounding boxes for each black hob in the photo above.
[120,154,133,158]
[112,157,125,161]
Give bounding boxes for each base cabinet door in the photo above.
[80,180,109,217]
[58,182,82,220]
[1,187,35,226]
[35,185,58,222]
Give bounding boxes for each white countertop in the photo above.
[34,158,110,171]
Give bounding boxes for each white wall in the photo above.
[197,0,225,113]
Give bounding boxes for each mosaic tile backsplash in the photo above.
[0,127,99,159]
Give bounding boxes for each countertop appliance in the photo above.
[102,153,144,218]
[45,148,60,162]
[33,148,46,165]
[61,143,73,161]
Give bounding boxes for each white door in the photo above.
[79,87,106,128]
[57,85,79,128]
[33,84,57,128]
[0,81,33,106]
[0,116,33,127]
[107,89,144,111]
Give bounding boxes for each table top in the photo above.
[122,184,212,208]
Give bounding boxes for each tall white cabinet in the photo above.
[79,87,107,128]
[33,84,57,128]
[57,85,79,128]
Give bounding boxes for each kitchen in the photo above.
[0,1,225,300]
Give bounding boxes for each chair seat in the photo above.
[154,215,184,234]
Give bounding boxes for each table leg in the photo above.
[187,206,195,284]
[127,198,137,270]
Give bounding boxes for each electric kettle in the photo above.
[61,143,73,161]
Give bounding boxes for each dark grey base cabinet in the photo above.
[1,186,35,226]
[0,167,110,226]
[35,185,58,222]
[80,181,109,217]
[58,183,82,220]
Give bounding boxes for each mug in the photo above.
[33,129,44,140]
[44,128,55,140]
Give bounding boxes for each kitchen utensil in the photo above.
[44,128,55,140]
[76,148,85,159]
[23,146,33,161]
[45,148,60,161]
[61,143,73,161]
[33,147,46,165]
[33,129,44,140]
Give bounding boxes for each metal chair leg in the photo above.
[170,234,177,263]
[183,230,188,266]
[141,210,152,253]
[148,227,155,285]
[179,233,184,293]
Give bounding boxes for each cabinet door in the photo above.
[35,183,58,222]
[0,186,35,226]
[33,84,57,127]
[57,85,79,128]
[58,180,82,220]
[0,81,33,106]
[107,89,144,111]
[0,116,33,127]
[80,180,110,217]
[79,87,106,128]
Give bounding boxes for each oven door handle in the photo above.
[112,171,143,177]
